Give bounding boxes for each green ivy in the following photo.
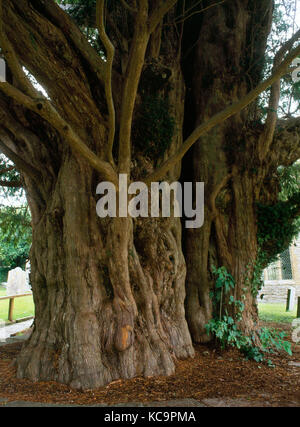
[248,163,300,297]
[257,191,300,267]
[206,266,292,365]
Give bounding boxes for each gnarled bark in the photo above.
[0,0,194,389]
[183,0,274,342]
[1,0,299,389]
[17,153,193,389]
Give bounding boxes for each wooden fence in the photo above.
[0,292,33,323]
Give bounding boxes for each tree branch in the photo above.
[259,28,300,161]
[34,0,107,83]
[148,0,178,33]
[106,11,129,55]
[120,0,137,14]
[118,0,150,174]
[0,134,40,181]
[0,0,37,98]
[96,0,116,168]
[4,0,107,129]
[174,0,226,25]
[0,82,118,186]
[145,42,300,184]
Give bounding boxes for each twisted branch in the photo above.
[96,0,116,168]
[259,28,300,161]
[148,0,178,33]
[120,0,137,14]
[0,83,118,186]
[0,0,37,97]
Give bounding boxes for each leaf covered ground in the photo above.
[0,322,299,407]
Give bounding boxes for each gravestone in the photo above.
[286,287,296,312]
[0,319,6,343]
[6,267,31,296]
[25,260,31,289]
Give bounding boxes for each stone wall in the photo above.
[257,282,300,304]
[258,235,300,305]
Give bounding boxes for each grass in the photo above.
[0,282,298,325]
[0,285,34,322]
[258,303,298,323]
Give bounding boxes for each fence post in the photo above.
[8,297,15,322]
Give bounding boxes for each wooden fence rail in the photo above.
[0,292,33,322]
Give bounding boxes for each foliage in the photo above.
[133,95,175,159]
[259,327,292,356]
[0,153,31,271]
[212,266,235,301]
[0,155,23,199]
[0,206,31,270]
[206,266,292,364]
[278,162,300,201]
[210,266,245,318]
[205,317,251,350]
[58,0,95,26]
[253,161,300,295]
[206,267,249,352]
[257,191,300,266]
[57,0,102,52]
[57,0,134,55]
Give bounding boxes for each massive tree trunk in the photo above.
[0,0,194,389]
[183,0,274,342]
[17,153,193,389]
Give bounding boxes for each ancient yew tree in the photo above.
[0,0,299,389]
